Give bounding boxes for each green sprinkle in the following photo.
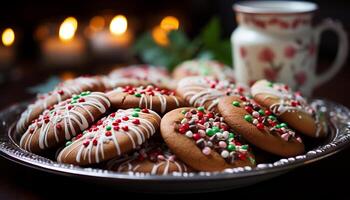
[268,82,273,87]
[65,141,72,147]
[258,109,265,116]
[81,91,89,96]
[206,129,215,136]
[212,126,220,133]
[134,108,141,112]
[275,124,281,129]
[280,123,288,128]
[241,145,248,150]
[181,109,187,114]
[134,93,141,97]
[268,115,276,121]
[197,106,205,112]
[71,100,77,104]
[249,157,256,165]
[72,95,79,100]
[228,132,235,139]
[227,144,236,152]
[106,126,111,131]
[132,112,139,117]
[232,101,240,107]
[244,115,253,123]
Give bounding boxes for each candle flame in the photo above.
[110,15,128,35]
[59,17,78,41]
[89,16,105,32]
[160,16,179,31]
[152,26,169,46]
[2,28,15,47]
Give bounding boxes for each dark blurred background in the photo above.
[0,0,349,105]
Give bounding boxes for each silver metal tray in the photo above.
[0,99,350,193]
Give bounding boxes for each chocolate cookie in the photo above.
[251,80,327,138]
[57,108,161,165]
[16,76,105,134]
[107,85,185,114]
[106,144,191,175]
[172,59,235,81]
[161,107,256,172]
[218,96,305,157]
[176,76,248,112]
[20,91,110,153]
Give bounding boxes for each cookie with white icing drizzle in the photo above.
[16,76,106,134]
[161,107,256,172]
[106,144,192,175]
[20,91,110,153]
[172,59,235,81]
[251,80,327,138]
[176,76,248,112]
[57,108,161,165]
[106,85,185,114]
[108,64,175,90]
[218,96,305,157]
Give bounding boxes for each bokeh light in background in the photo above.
[152,16,180,46]
[2,28,15,47]
[89,16,105,32]
[110,15,128,35]
[59,17,78,41]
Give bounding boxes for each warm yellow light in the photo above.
[110,15,128,35]
[160,16,179,32]
[2,28,15,47]
[152,26,169,46]
[89,16,105,32]
[59,17,78,41]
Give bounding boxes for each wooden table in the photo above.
[0,65,349,198]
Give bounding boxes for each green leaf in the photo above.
[200,17,221,49]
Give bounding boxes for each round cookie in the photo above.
[106,144,192,175]
[161,107,256,172]
[20,91,110,153]
[251,80,327,138]
[218,96,305,157]
[108,64,175,89]
[176,76,248,112]
[172,59,235,81]
[107,85,185,114]
[57,108,161,165]
[16,76,105,134]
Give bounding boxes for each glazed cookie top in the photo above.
[57,108,161,165]
[106,144,191,175]
[176,107,255,166]
[16,76,105,134]
[251,80,315,116]
[20,91,110,153]
[172,60,235,81]
[176,76,248,111]
[107,85,185,114]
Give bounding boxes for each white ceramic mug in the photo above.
[231,1,348,96]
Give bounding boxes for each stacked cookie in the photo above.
[17,60,327,174]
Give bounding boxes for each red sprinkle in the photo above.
[257,123,265,130]
[122,126,129,131]
[76,134,83,139]
[93,139,98,146]
[132,119,140,125]
[57,90,64,95]
[29,128,35,134]
[78,98,85,102]
[96,120,103,125]
[44,119,50,123]
[83,140,90,147]
[67,105,73,110]
[237,152,246,160]
[240,96,247,101]
[105,131,112,136]
[291,101,298,107]
[192,133,201,141]
[197,112,204,119]
[141,109,149,113]
[113,126,120,131]
[56,124,62,130]
[265,110,272,116]
[205,113,214,119]
[115,119,122,123]
[110,113,116,117]
[122,116,129,121]
[245,106,253,113]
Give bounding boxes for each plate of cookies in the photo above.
[1,60,350,193]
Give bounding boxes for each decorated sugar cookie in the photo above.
[218,96,305,157]
[108,64,175,89]
[251,80,327,138]
[172,60,235,81]
[107,85,185,114]
[106,144,192,175]
[20,91,110,153]
[57,108,161,165]
[176,76,248,112]
[161,107,256,172]
[16,76,105,134]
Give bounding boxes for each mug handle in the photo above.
[313,19,348,87]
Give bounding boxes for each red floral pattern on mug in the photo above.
[284,46,296,59]
[259,48,275,62]
[240,46,247,58]
[263,67,282,81]
[294,71,307,85]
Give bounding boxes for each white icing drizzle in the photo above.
[177,76,245,111]
[20,92,110,151]
[16,77,103,134]
[57,109,161,164]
